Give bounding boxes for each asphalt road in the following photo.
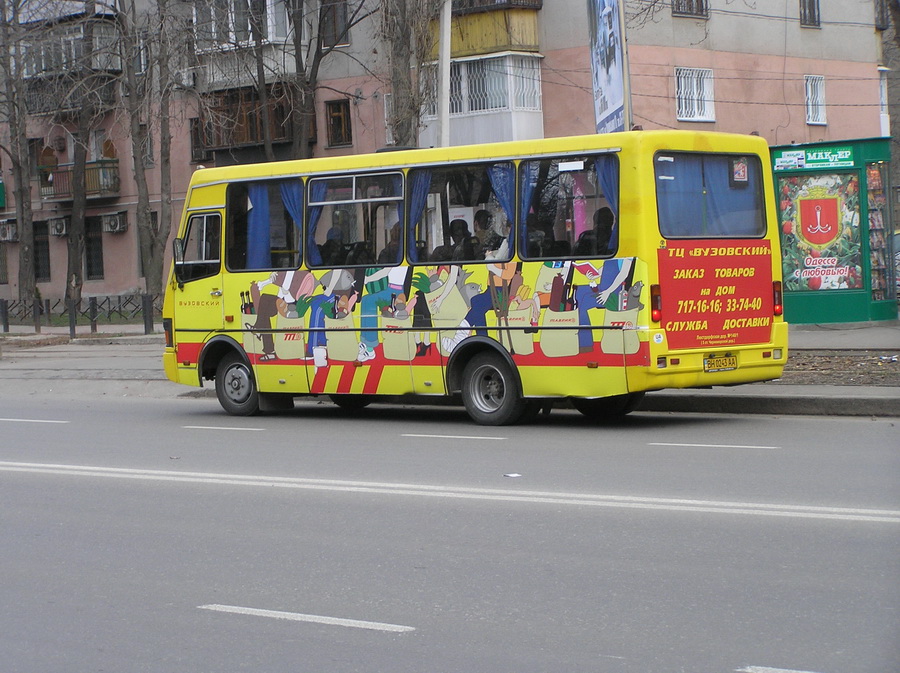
[0,394,897,673]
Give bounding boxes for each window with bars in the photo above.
[0,243,7,285]
[800,0,820,27]
[672,0,708,17]
[675,67,715,122]
[326,99,352,146]
[426,54,541,117]
[85,216,105,280]
[805,75,826,125]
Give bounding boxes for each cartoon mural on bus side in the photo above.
[241,257,645,367]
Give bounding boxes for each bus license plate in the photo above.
[704,355,737,373]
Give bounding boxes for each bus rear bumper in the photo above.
[628,325,789,392]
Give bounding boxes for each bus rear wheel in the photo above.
[461,352,525,426]
[215,353,260,416]
[570,392,645,420]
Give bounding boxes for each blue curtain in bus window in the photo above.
[306,180,327,265]
[656,154,705,236]
[407,170,431,263]
[487,162,515,248]
[279,179,304,241]
[595,155,619,248]
[246,183,272,269]
[702,156,762,236]
[518,161,539,250]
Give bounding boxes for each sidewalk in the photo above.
[1,320,898,417]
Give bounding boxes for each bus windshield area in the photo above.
[655,152,766,238]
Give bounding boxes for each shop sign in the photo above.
[773,147,855,171]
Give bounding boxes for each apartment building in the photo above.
[0,0,888,301]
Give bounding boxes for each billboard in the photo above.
[587,0,627,134]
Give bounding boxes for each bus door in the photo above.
[171,212,225,370]
[654,151,779,359]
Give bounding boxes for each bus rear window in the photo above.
[655,152,766,238]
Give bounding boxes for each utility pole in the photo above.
[437,0,451,147]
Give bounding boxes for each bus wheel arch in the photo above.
[198,336,247,384]
[447,339,526,426]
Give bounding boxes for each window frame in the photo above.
[321,0,350,48]
[672,0,708,18]
[804,74,826,125]
[325,99,353,147]
[799,0,820,27]
[34,221,51,283]
[675,67,715,122]
[84,216,105,280]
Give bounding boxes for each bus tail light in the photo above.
[650,284,662,322]
[163,318,174,348]
[772,281,783,316]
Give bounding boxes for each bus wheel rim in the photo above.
[471,364,505,413]
[224,365,252,404]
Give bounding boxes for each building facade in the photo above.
[0,0,889,302]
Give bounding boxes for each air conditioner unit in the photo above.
[49,216,70,237]
[0,220,18,242]
[102,212,128,233]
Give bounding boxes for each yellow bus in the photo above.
[162,130,787,425]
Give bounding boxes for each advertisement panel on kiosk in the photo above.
[772,138,897,324]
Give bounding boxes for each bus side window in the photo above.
[408,162,512,265]
[520,154,619,260]
[178,213,221,282]
[226,180,303,272]
[307,172,403,268]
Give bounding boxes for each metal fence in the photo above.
[0,293,162,335]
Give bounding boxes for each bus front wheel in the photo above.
[215,353,260,416]
[569,392,645,420]
[461,352,525,426]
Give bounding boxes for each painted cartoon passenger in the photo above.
[247,270,315,361]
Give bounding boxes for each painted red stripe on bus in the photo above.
[176,341,203,364]
[337,363,357,393]
[311,365,331,394]
[362,362,386,394]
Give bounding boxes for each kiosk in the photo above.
[772,138,897,323]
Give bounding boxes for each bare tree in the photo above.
[0,0,40,300]
[378,0,442,147]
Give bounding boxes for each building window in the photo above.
[321,0,349,48]
[85,216,104,280]
[34,221,50,283]
[139,123,153,167]
[189,118,211,162]
[194,0,290,50]
[875,0,889,30]
[805,75,826,125]
[326,99,352,146]
[426,54,542,117]
[800,0,820,27]
[672,0,708,17]
[0,243,7,284]
[675,67,715,122]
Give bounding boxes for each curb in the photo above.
[640,390,899,417]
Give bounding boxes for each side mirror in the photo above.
[172,238,185,286]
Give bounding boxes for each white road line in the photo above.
[198,604,414,633]
[0,418,69,424]
[650,442,780,450]
[182,425,265,432]
[1,461,898,524]
[736,667,825,673]
[402,433,506,441]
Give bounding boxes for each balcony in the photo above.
[453,0,542,15]
[37,160,120,201]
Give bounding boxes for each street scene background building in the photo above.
[0,0,893,311]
